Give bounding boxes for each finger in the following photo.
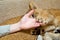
[30,23,42,28]
[35,22,43,26]
[37,23,43,25]
[32,18,36,21]
[33,23,40,27]
[33,18,43,25]
[25,10,34,17]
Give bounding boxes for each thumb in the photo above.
[25,10,34,17]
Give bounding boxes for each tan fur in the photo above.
[54,16,60,26]
[29,1,54,26]
[44,32,60,40]
[29,2,60,40]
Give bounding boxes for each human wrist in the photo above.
[10,22,22,33]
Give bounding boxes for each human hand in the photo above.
[18,10,42,30]
[10,10,43,33]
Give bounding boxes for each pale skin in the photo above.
[10,10,42,33]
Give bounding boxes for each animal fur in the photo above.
[29,1,60,40]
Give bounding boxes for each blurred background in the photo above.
[0,0,60,23]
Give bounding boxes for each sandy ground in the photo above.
[0,0,60,23]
